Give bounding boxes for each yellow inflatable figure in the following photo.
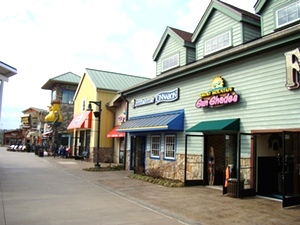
[45,100,63,127]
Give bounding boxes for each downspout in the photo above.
[106,102,116,164]
[120,93,129,170]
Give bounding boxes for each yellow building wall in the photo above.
[73,74,116,150]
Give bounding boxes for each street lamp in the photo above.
[87,101,101,168]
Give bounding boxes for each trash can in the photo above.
[227,178,244,197]
[37,146,43,157]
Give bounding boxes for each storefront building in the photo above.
[118,0,300,207]
[41,72,81,155]
[67,68,149,163]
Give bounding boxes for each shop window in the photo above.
[162,54,179,72]
[164,134,176,160]
[205,31,231,55]
[52,90,57,101]
[277,1,300,28]
[62,89,75,104]
[151,135,160,158]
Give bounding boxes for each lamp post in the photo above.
[87,101,101,168]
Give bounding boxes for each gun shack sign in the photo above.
[195,76,239,108]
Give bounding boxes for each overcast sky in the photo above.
[0,0,257,130]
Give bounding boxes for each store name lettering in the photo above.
[196,93,239,108]
[155,88,178,104]
[133,88,179,108]
[285,48,300,90]
[134,97,155,107]
[195,76,239,109]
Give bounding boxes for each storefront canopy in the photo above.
[117,109,184,132]
[67,111,92,130]
[186,118,240,133]
[107,126,125,138]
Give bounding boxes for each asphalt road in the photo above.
[1,147,300,225]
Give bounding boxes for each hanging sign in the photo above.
[195,76,239,108]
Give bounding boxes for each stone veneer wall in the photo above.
[124,149,251,185]
[145,151,203,182]
[88,147,113,163]
[53,83,77,134]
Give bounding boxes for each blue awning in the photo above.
[117,109,184,132]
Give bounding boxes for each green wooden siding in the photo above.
[186,47,196,64]
[260,0,296,36]
[195,10,242,60]
[126,43,300,154]
[155,36,188,75]
[242,23,261,42]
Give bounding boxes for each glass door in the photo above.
[237,133,256,198]
[282,132,300,208]
[223,134,237,195]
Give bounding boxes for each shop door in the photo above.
[131,136,146,174]
[223,134,237,195]
[226,133,256,198]
[282,132,300,208]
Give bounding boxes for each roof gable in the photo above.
[254,0,267,14]
[41,72,81,90]
[152,26,193,61]
[191,0,260,42]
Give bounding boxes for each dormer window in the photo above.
[162,54,179,72]
[205,31,231,55]
[277,1,300,27]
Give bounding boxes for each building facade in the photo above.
[41,72,81,154]
[118,0,300,208]
[21,107,48,148]
[67,68,149,163]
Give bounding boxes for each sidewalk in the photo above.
[43,155,300,225]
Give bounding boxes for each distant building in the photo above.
[21,107,48,146]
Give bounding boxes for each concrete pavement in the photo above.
[1,147,300,225]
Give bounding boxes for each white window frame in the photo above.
[162,54,179,72]
[164,134,176,160]
[276,1,300,28]
[205,31,231,55]
[150,135,160,158]
[82,99,86,111]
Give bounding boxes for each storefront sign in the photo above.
[133,97,155,108]
[155,88,179,104]
[195,76,239,108]
[133,88,179,108]
[285,48,300,90]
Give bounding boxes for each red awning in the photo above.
[107,126,125,138]
[67,111,92,130]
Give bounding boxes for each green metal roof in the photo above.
[86,68,150,91]
[186,118,240,133]
[41,72,81,90]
